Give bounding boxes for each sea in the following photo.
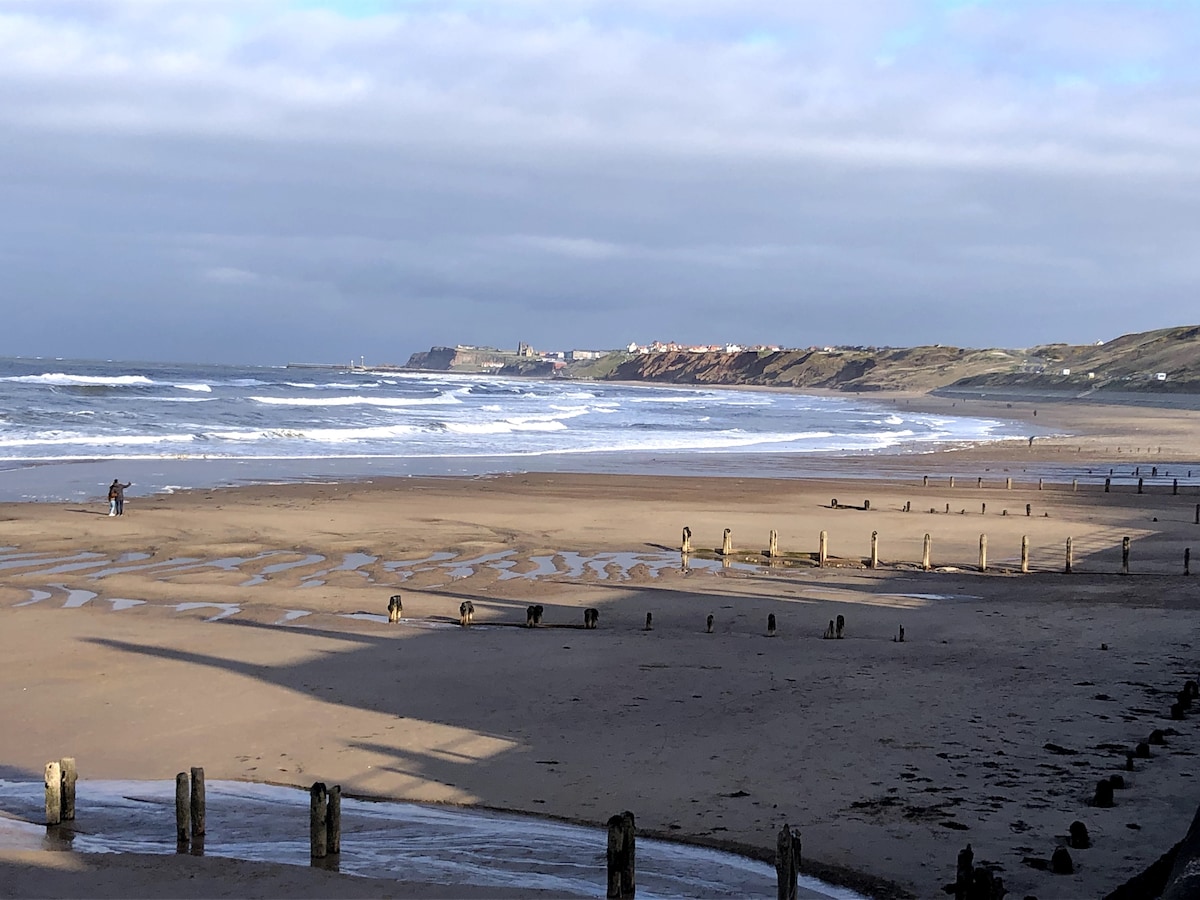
[0,357,1030,503]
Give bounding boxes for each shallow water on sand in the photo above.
[0,780,864,899]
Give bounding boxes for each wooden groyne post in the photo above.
[1122,536,1131,575]
[870,531,879,569]
[44,761,61,826]
[1021,536,1030,574]
[818,531,828,568]
[1065,537,1073,575]
[681,526,691,555]
[60,758,76,822]
[606,811,636,899]
[978,534,987,573]
[327,784,341,855]
[922,533,932,571]
[769,529,778,559]
[722,528,732,556]
[175,772,190,844]
[190,767,205,839]
[310,782,328,859]
[775,823,801,900]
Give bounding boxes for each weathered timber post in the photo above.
[1021,536,1030,574]
[870,531,879,569]
[977,477,982,488]
[1122,536,1131,575]
[722,528,732,556]
[175,772,190,844]
[1186,548,1191,577]
[949,476,955,488]
[326,784,341,855]
[1065,537,1073,575]
[923,475,929,487]
[863,499,870,511]
[1072,478,1078,492]
[775,823,800,900]
[955,844,974,900]
[769,530,778,559]
[1006,477,1012,490]
[44,761,61,826]
[1195,503,1199,525]
[190,767,205,838]
[767,613,777,637]
[1105,477,1111,493]
[606,811,636,899]
[60,758,76,822]
[644,612,653,631]
[818,531,828,567]
[1174,479,1179,495]
[1039,478,1044,491]
[1138,477,1144,494]
[681,526,691,555]
[922,533,932,571]
[310,782,328,859]
[706,614,714,634]
[1153,466,1158,477]
[1025,503,1031,517]
[981,502,986,515]
[978,535,987,572]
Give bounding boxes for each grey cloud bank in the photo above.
[1,1,1198,365]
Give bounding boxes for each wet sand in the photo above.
[2,397,1200,898]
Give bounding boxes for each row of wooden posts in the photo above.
[688,527,1193,576]
[919,472,1198,495]
[41,763,803,898]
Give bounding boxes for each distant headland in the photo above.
[290,324,1200,404]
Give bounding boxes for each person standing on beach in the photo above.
[108,479,131,516]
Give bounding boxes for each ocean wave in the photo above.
[249,393,461,408]
[135,397,214,403]
[2,373,157,387]
[173,383,212,393]
[208,424,424,442]
[0,432,197,448]
[442,420,570,435]
[283,381,383,390]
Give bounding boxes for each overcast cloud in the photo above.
[1,0,1198,365]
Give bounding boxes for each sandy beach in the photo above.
[2,397,1200,898]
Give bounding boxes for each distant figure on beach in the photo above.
[108,479,131,516]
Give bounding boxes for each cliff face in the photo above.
[603,326,1200,395]
[605,346,1022,392]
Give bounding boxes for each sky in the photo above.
[1,0,1198,366]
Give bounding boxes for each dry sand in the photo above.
[2,397,1200,898]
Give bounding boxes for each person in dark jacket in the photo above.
[108,479,131,516]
